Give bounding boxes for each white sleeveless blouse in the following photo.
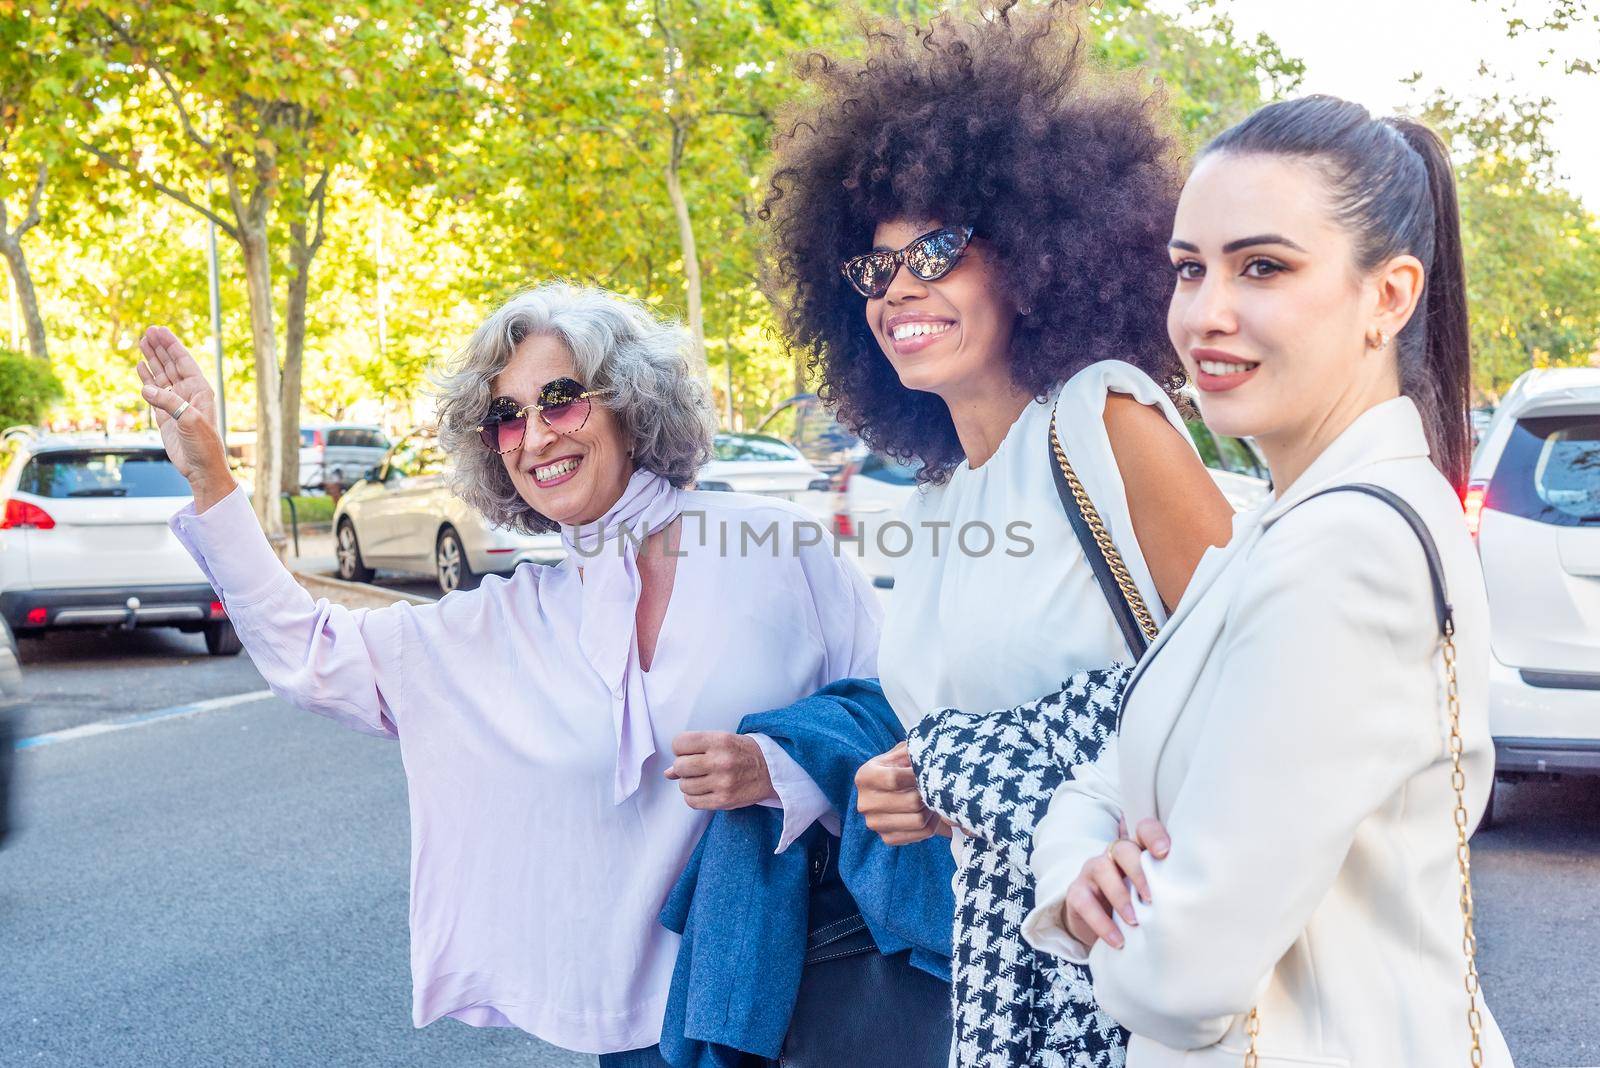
[878,360,1194,730]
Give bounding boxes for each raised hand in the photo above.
[136,326,233,509]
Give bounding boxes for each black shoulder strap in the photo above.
[1299,483,1455,637]
[1048,434,1150,659]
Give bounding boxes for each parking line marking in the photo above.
[14,689,276,751]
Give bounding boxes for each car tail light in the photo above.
[1,498,55,530]
[1463,481,1487,540]
[208,600,227,619]
[25,606,47,626]
[831,462,857,538]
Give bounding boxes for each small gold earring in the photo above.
[1368,328,1388,350]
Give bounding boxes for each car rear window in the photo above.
[18,451,191,498]
[858,452,922,486]
[713,435,799,462]
[1488,414,1600,525]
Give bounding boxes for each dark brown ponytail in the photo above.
[1202,97,1473,494]
[1388,119,1472,494]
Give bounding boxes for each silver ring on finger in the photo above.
[171,400,192,420]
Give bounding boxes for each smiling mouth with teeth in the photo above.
[1198,359,1260,375]
[890,321,954,341]
[535,457,580,482]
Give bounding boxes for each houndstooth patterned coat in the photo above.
[907,666,1134,1068]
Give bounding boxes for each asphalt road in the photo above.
[4,619,1598,1067]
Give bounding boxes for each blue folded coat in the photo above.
[657,677,956,1068]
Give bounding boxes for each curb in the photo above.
[292,571,438,610]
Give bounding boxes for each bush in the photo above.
[0,347,63,429]
[281,495,336,525]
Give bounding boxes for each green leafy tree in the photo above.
[0,5,109,363]
[1422,87,1600,397]
[1087,0,1305,144]
[458,1,894,422]
[1487,0,1600,74]
[0,344,64,427]
[72,0,479,530]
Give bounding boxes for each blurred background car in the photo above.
[299,423,390,493]
[1471,406,1496,449]
[829,451,924,587]
[755,394,866,476]
[331,431,564,594]
[0,431,241,656]
[1467,366,1600,823]
[695,432,833,516]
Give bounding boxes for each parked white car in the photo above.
[331,433,564,594]
[299,423,390,492]
[1467,367,1600,819]
[0,430,241,655]
[696,433,834,519]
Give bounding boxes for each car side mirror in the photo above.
[365,465,382,482]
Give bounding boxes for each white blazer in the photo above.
[1022,398,1515,1067]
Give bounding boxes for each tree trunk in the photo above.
[239,226,285,543]
[280,220,313,496]
[664,124,707,379]
[0,240,48,363]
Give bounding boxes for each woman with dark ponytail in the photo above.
[1024,95,1515,1065]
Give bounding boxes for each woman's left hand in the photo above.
[666,731,776,810]
[1057,817,1172,952]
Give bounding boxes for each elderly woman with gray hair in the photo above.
[131,283,880,1066]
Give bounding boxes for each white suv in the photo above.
[1468,367,1600,810]
[0,430,241,655]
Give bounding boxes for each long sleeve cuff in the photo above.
[169,485,291,605]
[749,733,840,853]
[1021,863,1098,965]
[1022,785,1121,964]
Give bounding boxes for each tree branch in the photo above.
[705,108,770,122]
[102,13,215,153]
[76,137,240,239]
[307,165,330,257]
[14,163,48,238]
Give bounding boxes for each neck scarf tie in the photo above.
[559,468,684,804]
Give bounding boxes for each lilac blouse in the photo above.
[171,486,879,1054]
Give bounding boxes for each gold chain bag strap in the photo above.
[1048,412,1159,650]
[1243,483,1484,1067]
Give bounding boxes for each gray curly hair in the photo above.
[435,283,716,533]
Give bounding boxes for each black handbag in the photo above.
[780,830,953,1068]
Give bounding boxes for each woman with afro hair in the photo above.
[762,3,1234,1065]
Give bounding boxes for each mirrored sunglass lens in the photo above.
[494,416,527,452]
[907,230,963,279]
[542,398,590,432]
[850,255,896,296]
